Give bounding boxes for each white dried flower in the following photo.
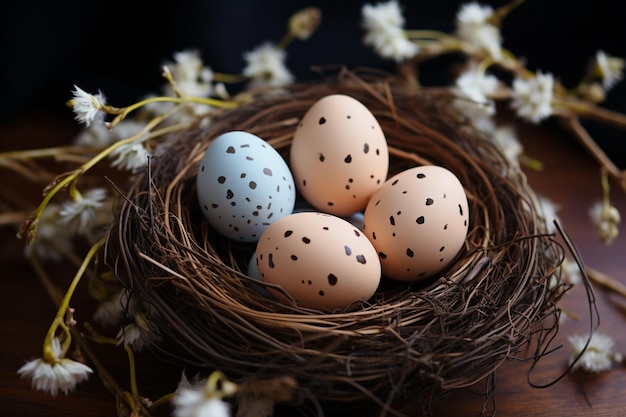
[453,66,499,118]
[59,188,109,235]
[492,125,523,164]
[511,71,554,123]
[243,42,294,88]
[173,387,231,417]
[561,258,582,286]
[569,332,623,373]
[213,83,230,100]
[455,68,499,110]
[361,0,418,62]
[17,337,93,396]
[455,2,502,60]
[535,195,560,234]
[107,119,148,141]
[25,204,74,262]
[69,85,107,127]
[109,142,151,172]
[589,200,621,244]
[73,122,116,147]
[116,312,161,352]
[593,50,625,90]
[92,289,127,327]
[165,50,214,98]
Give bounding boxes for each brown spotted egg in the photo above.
[363,165,469,282]
[290,94,389,217]
[255,211,381,311]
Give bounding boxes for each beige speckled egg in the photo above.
[290,94,389,217]
[363,165,469,282]
[255,211,381,311]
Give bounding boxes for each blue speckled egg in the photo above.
[196,131,296,242]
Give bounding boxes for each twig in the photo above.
[560,115,626,192]
[586,265,626,299]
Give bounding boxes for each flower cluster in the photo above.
[361,0,625,245]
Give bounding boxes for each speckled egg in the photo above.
[255,211,381,311]
[290,94,389,217]
[196,131,296,242]
[363,165,469,282]
[246,251,274,299]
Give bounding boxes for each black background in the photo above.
[2,0,625,164]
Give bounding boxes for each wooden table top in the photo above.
[1,106,625,417]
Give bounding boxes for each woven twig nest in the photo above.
[105,69,567,414]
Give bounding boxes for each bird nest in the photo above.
[105,69,569,414]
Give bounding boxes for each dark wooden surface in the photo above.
[1,106,625,417]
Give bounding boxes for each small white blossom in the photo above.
[511,71,554,123]
[93,289,127,327]
[17,337,93,396]
[173,387,231,417]
[593,50,625,90]
[25,204,74,262]
[589,200,621,244]
[116,312,161,352]
[109,142,151,172]
[461,110,495,136]
[74,122,116,147]
[243,43,294,89]
[455,68,499,111]
[165,50,215,98]
[213,84,231,103]
[59,188,109,235]
[569,332,623,373]
[561,258,582,286]
[69,85,107,127]
[107,119,149,142]
[455,2,502,60]
[492,125,522,163]
[535,195,560,234]
[361,1,419,62]
[453,67,499,120]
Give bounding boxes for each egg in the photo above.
[362,165,469,282]
[196,131,296,242]
[294,200,365,230]
[255,212,381,311]
[290,94,389,217]
[246,251,274,299]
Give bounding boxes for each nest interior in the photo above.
[105,69,569,412]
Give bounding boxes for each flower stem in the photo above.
[42,237,104,363]
[492,0,527,25]
[125,345,140,397]
[107,95,238,130]
[405,29,457,42]
[0,146,89,160]
[213,72,249,83]
[275,32,296,50]
[149,392,176,411]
